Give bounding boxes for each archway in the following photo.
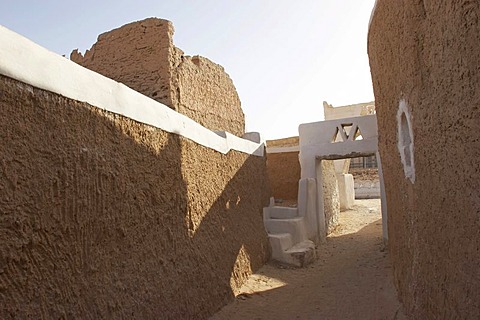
[298,114,387,243]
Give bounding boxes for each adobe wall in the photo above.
[70,18,178,109]
[266,136,299,148]
[71,18,245,137]
[369,1,480,319]
[0,75,269,319]
[266,151,300,200]
[266,137,301,200]
[173,56,244,137]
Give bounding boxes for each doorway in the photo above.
[298,114,388,243]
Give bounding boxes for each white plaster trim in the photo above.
[266,146,300,154]
[397,99,415,183]
[0,25,264,157]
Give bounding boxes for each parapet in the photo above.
[323,101,375,121]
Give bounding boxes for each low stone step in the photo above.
[285,240,316,267]
[264,217,307,245]
[268,233,293,261]
[268,206,298,219]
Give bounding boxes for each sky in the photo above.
[1,0,376,139]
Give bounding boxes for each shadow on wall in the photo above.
[0,75,270,319]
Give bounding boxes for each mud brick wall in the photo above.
[369,1,480,319]
[0,75,269,319]
[71,18,245,137]
[266,151,300,200]
[70,18,179,109]
[174,55,244,138]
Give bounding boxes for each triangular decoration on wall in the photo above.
[331,122,364,143]
[353,125,364,140]
[331,127,340,143]
[341,123,353,141]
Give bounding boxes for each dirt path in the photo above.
[211,199,407,320]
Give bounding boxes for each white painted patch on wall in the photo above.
[397,99,415,183]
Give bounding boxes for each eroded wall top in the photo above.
[71,18,245,136]
[323,101,375,121]
[71,18,179,108]
[266,136,299,148]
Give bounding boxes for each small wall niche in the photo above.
[397,99,415,183]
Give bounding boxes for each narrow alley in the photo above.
[212,199,407,320]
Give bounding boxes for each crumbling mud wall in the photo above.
[70,19,178,109]
[0,75,269,319]
[71,18,245,137]
[369,1,480,319]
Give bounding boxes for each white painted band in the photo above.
[266,146,300,154]
[0,25,264,157]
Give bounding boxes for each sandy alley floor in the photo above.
[211,199,407,320]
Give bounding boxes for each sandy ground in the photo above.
[211,199,407,320]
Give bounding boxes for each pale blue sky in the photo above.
[2,0,376,139]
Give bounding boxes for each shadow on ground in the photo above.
[212,207,408,320]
